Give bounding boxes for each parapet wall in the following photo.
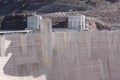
[0,30,120,80]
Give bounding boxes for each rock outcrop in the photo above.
[0,0,120,30]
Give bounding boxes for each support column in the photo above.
[21,33,28,55]
[1,35,5,57]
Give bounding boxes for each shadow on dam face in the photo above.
[1,33,51,79]
[3,54,47,77]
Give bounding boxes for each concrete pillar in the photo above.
[40,19,52,34]
[0,35,5,56]
[80,16,82,29]
[82,15,85,29]
[21,33,28,55]
[39,19,53,79]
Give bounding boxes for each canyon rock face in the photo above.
[106,0,120,2]
[86,20,98,31]
[0,0,120,30]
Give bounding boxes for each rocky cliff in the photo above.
[0,0,120,30]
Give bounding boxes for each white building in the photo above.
[27,15,42,30]
[68,14,86,30]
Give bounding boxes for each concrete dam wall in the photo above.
[0,30,120,80]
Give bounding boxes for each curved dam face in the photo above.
[0,30,120,80]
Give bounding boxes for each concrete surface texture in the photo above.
[0,30,120,80]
